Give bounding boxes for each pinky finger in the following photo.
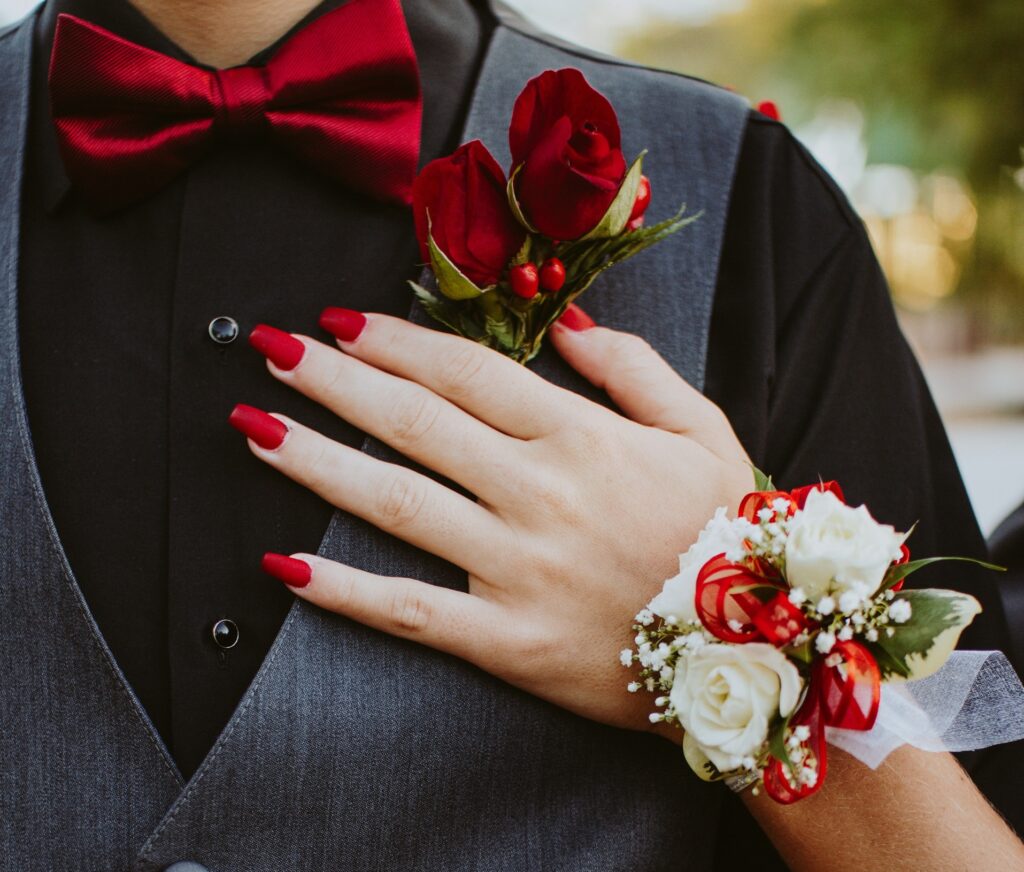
[261,552,501,667]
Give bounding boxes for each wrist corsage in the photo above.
[623,471,1024,804]
[409,68,697,363]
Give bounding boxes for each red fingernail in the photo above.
[249,324,305,371]
[261,552,312,588]
[228,404,288,450]
[557,303,596,331]
[319,307,367,342]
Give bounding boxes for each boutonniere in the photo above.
[410,68,698,363]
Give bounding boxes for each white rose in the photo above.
[670,642,803,773]
[649,508,746,623]
[784,489,906,603]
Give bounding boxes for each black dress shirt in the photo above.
[19,0,1008,827]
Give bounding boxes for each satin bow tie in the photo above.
[48,0,422,213]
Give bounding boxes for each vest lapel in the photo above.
[0,13,183,871]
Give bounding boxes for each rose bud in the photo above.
[509,262,540,299]
[413,140,526,288]
[629,175,651,222]
[539,257,566,292]
[509,68,627,240]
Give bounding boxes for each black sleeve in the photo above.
[706,114,1015,871]
[706,113,1008,651]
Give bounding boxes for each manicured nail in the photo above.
[557,303,596,331]
[228,404,288,450]
[261,552,312,588]
[319,307,366,342]
[249,324,305,371]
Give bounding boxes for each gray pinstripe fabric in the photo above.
[0,7,748,870]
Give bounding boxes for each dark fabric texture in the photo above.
[5,0,1016,867]
[966,502,1024,839]
[0,18,185,872]
[5,7,754,870]
[19,0,486,779]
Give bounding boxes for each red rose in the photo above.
[413,140,526,288]
[508,68,627,240]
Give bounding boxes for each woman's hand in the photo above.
[235,305,751,734]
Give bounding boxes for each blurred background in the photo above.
[2,0,1022,533]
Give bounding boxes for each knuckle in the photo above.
[388,389,441,448]
[612,332,654,360]
[388,585,431,633]
[508,625,557,674]
[564,410,619,458]
[377,473,427,529]
[436,344,486,398]
[299,439,335,493]
[373,316,404,352]
[317,355,348,399]
[328,569,359,612]
[529,476,577,521]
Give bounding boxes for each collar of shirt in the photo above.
[30,0,492,214]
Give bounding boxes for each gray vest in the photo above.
[0,5,748,870]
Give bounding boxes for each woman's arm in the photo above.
[239,308,1024,868]
[744,745,1024,871]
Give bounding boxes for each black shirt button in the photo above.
[208,315,239,344]
[211,618,240,650]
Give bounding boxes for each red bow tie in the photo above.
[48,0,422,213]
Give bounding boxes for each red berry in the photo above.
[509,262,540,299]
[629,175,652,222]
[539,257,566,292]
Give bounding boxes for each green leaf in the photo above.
[682,732,725,782]
[580,151,647,241]
[409,281,471,336]
[510,234,534,267]
[880,555,1005,592]
[783,639,815,665]
[408,280,440,307]
[506,165,539,234]
[868,588,982,681]
[751,466,775,492]
[484,314,518,352]
[767,711,797,779]
[427,233,491,301]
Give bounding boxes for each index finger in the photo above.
[318,308,582,439]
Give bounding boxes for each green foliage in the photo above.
[427,234,490,301]
[416,207,701,363]
[580,152,647,240]
[506,166,539,234]
[752,466,775,492]
[867,588,981,680]
[620,0,1024,338]
[880,555,1004,593]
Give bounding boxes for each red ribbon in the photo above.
[738,490,795,524]
[48,0,422,212]
[763,691,827,804]
[789,480,844,509]
[694,554,781,643]
[890,544,911,592]
[703,479,886,802]
[763,640,881,803]
[751,592,809,646]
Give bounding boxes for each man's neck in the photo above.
[128,0,324,67]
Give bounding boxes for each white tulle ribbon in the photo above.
[827,650,1024,769]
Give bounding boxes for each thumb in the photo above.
[550,304,743,454]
